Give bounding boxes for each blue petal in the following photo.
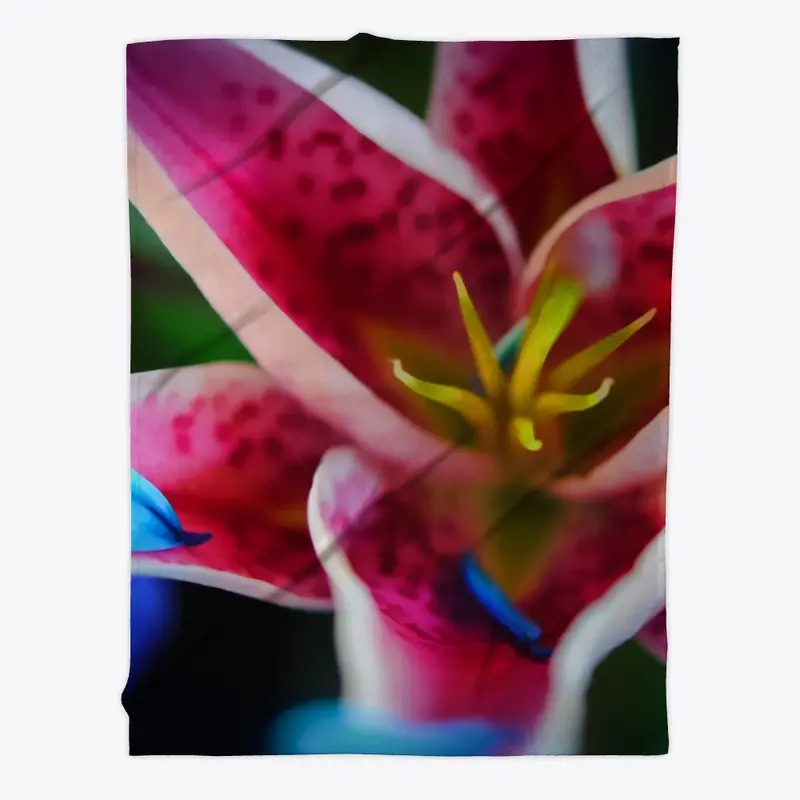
[271,701,519,756]
[128,576,176,687]
[131,469,212,552]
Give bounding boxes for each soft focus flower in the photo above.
[128,38,673,752]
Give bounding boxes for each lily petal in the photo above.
[129,137,494,481]
[127,39,521,434]
[308,447,551,727]
[309,448,666,741]
[131,362,343,609]
[529,530,666,755]
[427,40,623,255]
[551,407,669,500]
[515,158,676,477]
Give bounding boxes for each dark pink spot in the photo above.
[473,73,505,98]
[656,214,676,235]
[341,220,376,243]
[190,397,206,415]
[640,241,672,262]
[175,433,192,455]
[256,85,277,105]
[314,130,341,147]
[331,178,367,201]
[215,422,233,442]
[470,236,499,259]
[172,413,193,431]
[396,178,420,208]
[267,129,284,161]
[232,401,260,425]
[226,438,253,469]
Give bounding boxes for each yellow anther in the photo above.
[510,417,543,452]
[508,277,583,415]
[548,308,656,392]
[392,359,497,447]
[453,272,506,402]
[534,377,614,416]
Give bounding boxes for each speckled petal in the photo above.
[308,447,551,728]
[428,40,623,255]
[127,39,520,430]
[309,447,666,732]
[131,363,343,608]
[516,158,677,479]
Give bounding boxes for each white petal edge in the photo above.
[306,447,392,711]
[527,529,666,755]
[232,39,524,276]
[131,558,333,611]
[551,407,669,500]
[575,38,638,176]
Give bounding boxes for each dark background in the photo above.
[125,36,678,755]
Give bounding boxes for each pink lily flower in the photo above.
[128,38,674,752]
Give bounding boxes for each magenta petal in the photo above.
[309,448,550,727]
[131,363,343,607]
[520,481,666,642]
[428,41,619,255]
[127,39,517,409]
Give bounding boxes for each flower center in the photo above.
[393,269,655,455]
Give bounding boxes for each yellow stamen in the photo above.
[510,417,543,452]
[547,308,657,392]
[534,377,614,415]
[508,277,583,415]
[518,264,555,351]
[452,272,506,402]
[392,359,497,447]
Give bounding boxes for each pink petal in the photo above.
[129,137,496,481]
[309,448,666,730]
[516,157,677,343]
[552,407,669,500]
[308,448,550,728]
[127,39,520,422]
[519,479,667,643]
[531,531,665,754]
[428,41,621,255]
[131,363,344,608]
[517,158,677,475]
